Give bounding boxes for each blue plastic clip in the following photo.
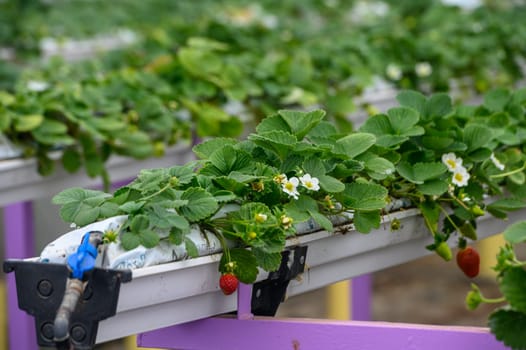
[67,232,99,279]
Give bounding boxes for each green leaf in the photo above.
[130,214,149,232]
[488,198,526,212]
[255,113,290,134]
[334,133,376,159]
[339,183,388,211]
[309,210,333,231]
[248,131,297,159]
[140,230,160,248]
[149,205,189,230]
[484,88,511,111]
[500,267,526,313]
[119,201,146,214]
[318,175,345,193]
[419,200,440,234]
[364,157,395,177]
[121,232,141,250]
[180,187,218,221]
[52,188,109,225]
[14,114,44,132]
[396,90,426,114]
[252,249,282,272]
[489,308,526,350]
[168,165,197,185]
[193,138,238,159]
[503,221,526,244]
[208,145,253,175]
[219,248,258,284]
[302,158,326,177]
[510,172,526,185]
[417,180,449,196]
[99,202,120,219]
[463,124,493,151]
[72,206,101,227]
[423,93,452,119]
[213,190,237,203]
[386,107,422,135]
[86,118,126,132]
[468,148,492,162]
[421,135,454,150]
[277,109,326,140]
[185,237,199,257]
[0,109,12,130]
[396,162,447,184]
[354,210,381,233]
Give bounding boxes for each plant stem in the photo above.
[438,205,461,232]
[481,296,506,304]
[490,161,526,179]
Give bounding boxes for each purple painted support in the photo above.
[236,283,253,320]
[351,274,372,321]
[3,202,38,350]
[138,317,509,350]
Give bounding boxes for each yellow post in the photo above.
[477,234,505,278]
[124,335,162,350]
[124,335,161,350]
[326,280,350,320]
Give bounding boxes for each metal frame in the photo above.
[137,284,507,350]
[93,207,523,344]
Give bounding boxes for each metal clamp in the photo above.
[251,245,308,316]
[3,260,132,349]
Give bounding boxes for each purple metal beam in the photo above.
[351,274,372,321]
[138,317,509,350]
[3,202,38,350]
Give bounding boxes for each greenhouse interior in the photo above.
[1,0,526,349]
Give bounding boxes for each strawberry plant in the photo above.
[465,221,526,349]
[51,88,526,289]
[2,0,526,188]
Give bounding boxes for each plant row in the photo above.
[2,1,526,186]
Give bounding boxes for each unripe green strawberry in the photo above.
[219,273,239,295]
[457,247,480,278]
[435,242,452,261]
[465,284,482,310]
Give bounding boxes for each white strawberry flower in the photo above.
[415,62,432,78]
[299,174,320,191]
[282,177,300,199]
[442,153,463,172]
[490,153,505,171]
[452,167,470,187]
[386,64,402,81]
[27,80,49,92]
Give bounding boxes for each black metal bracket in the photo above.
[251,245,308,316]
[3,259,132,350]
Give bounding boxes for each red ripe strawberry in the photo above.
[219,273,239,295]
[456,247,480,278]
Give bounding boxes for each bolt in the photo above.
[37,280,53,297]
[40,322,54,341]
[71,325,86,342]
[299,255,305,265]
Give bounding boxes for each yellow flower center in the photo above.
[285,182,294,191]
[447,159,456,168]
[454,172,464,182]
